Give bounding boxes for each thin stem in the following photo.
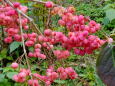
[15,53,24,62]
[18,13,33,81]
[31,0,46,4]
[46,9,51,28]
[4,0,33,21]
[31,0,58,7]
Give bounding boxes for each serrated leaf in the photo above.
[14,83,22,86]
[6,72,18,79]
[29,47,34,52]
[103,17,110,25]
[0,74,5,82]
[106,9,115,22]
[6,56,13,60]
[0,55,13,60]
[10,42,22,53]
[54,80,66,84]
[95,74,105,86]
[0,48,7,60]
[0,48,7,57]
[0,68,3,71]
[111,19,115,25]
[3,67,14,73]
[1,48,7,54]
[103,4,111,10]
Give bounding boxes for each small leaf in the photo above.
[54,80,66,84]
[95,74,105,86]
[14,83,22,86]
[0,74,5,82]
[10,42,22,53]
[6,56,13,60]
[29,47,34,52]
[0,68,3,71]
[0,48,7,60]
[6,72,18,79]
[1,48,7,55]
[3,67,14,73]
[103,17,110,25]
[106,9,115,22]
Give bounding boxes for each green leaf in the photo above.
[103,17,110,25]
[6,72,18,79]
[29,47,34,52]
[95,74,105,86]
[54,80,66,84]
[10,42,22,53]
[0,68,3,71]
[6,56,13,60]
[0,48,7,60]
[103,4,111,10]
[14,83,22,86]
[106,9,115,22]
[0,48,13,60]
[3,67,14,73]
[0,74,5,82]
[1,48,7,55]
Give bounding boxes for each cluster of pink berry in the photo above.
[0,2,28,43]
[2,1,105,57]
[25,31,54,59]
[13,68,30,83]
[57,67,78,80]
[56,8,106,55]
[54,50,70,59]
[36,28,105,56]
[44,2,106,56]
[1,1,107,85]
[32,66,78,86]
[0,2,48,59]
[11,63,77,86]
[23,32,46,59]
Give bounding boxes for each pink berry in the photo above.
[44,29,52,36]
[14,34,22,42]
[45,1,54,8]
[33,73,42,79]
[34,44,41,49]
[28,52,34,57]
[23,25,29,30]
[59,72,68,80]
[45,81,51,86]
[13,2,20,8]
[58,20,65,26]
[39,54,46,59]
[4,37,13,43]
[13,75,18,82]
[38,35,44,42]
[28,79,39,86]
[57,67,65,73]
[107,38,113,43]
[18,72,26,78]
[35,48,41,52]
[11,62,18,69]
[25,40,34,47]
